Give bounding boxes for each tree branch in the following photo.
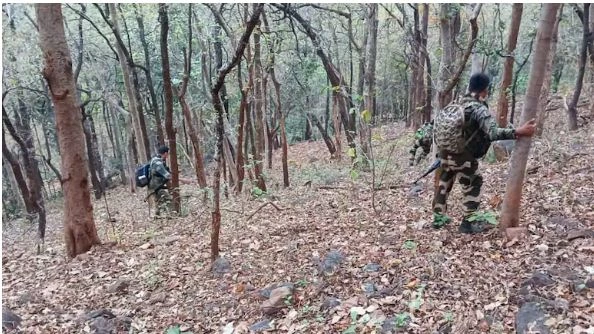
[65,4,119,61]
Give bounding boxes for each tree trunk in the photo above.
[277,5,357,152]
[82,110,103,199]
[252,25,267,192]
[536,5,563,137]
[308,113,337,156]
[422,4,432,123]
[135,8,164,145]
[159,4,181,213]
[496,4,523,127]
[500,4,560,232]
[108,3,149,163]
[566,4,590,130]
[4,98,47,241]
[2,132,35,215]
[437,4,482,108]
[362,4,378,159]
[37,3,100,257]
[210,4,262,262]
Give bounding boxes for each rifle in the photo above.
[412,159,441,184]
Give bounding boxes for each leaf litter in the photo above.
[2,113,594,333]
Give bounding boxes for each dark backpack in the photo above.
[135,163,151,187]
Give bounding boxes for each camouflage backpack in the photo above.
[434,102,480,153]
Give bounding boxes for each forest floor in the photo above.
[2,111,594,334]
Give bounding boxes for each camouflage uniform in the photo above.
[433,95,516,220]
[409,122,433,166]
[148,155,172,216]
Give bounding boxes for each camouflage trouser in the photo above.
[433,151,483,217]
[149,188,172,216]
[409,139,431,165]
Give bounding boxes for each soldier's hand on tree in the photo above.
[515,119,537,137]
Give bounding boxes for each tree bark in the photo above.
[3,98,47,241]
[362,4,378,159]
[496,4,523,127]
[82,110,103,199]
[2,130,35,215]
[566,4,590,130]
[210,3,263,263]
[308,113,337,156]
[135,7,164,145]
[421,4,432,123]
[500,4,560,231]
[175,4,207,189]
[252,21,267,192]
[536,5,563,137]
[37,3,100,257]
[159,4,181,213]
[437,4,482,108]
[108,3,149,163]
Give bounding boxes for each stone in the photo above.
[362,282,377,297]
[2,308,22,330]
[319,250,344,275]
[408,184,423,197]
[585,279,594,289]
[567,229,594,241]
[492,140,515,161]
[522,271,555,288]
[363,263,382,272]
[515,302,550,334]
[107,279,130,294]
[260,286,293,315]
[212,257,231,276]
[249,320,272,332]
[320,297,341,311]
[258,282,294,300]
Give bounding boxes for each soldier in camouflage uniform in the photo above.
[409,120,434,166]
[432,73,536,233]
[148,145,172,217]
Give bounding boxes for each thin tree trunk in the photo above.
[82,110,103,199]
[536,5,563,137]
[362,4,378,160]
[496,3,523,127]
[210,4,262,262]
[2,132,35,215]
[566,3,590,130]
[252,22,267,191]
[422,4,432,123]
[500,4,560,232]
[135,8,164,145]
[108,3,149,163]
[308,113,337,156]
[37,3,100,257]
[159,4,181,213]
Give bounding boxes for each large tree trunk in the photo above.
[566,4,590,130]
[500,4,560,233]
[108,3,149,163]
[536,6,563,137]
[210,4,262,263]
[496,4,523,127]
[37,3,100,257]
[252,23,267,192]
[159,4,181,213]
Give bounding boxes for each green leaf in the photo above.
[347,147,357,158]
[403,240,417,250]
[350,169,359,180]
[166,326,181,334]
[361,109,372,124]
